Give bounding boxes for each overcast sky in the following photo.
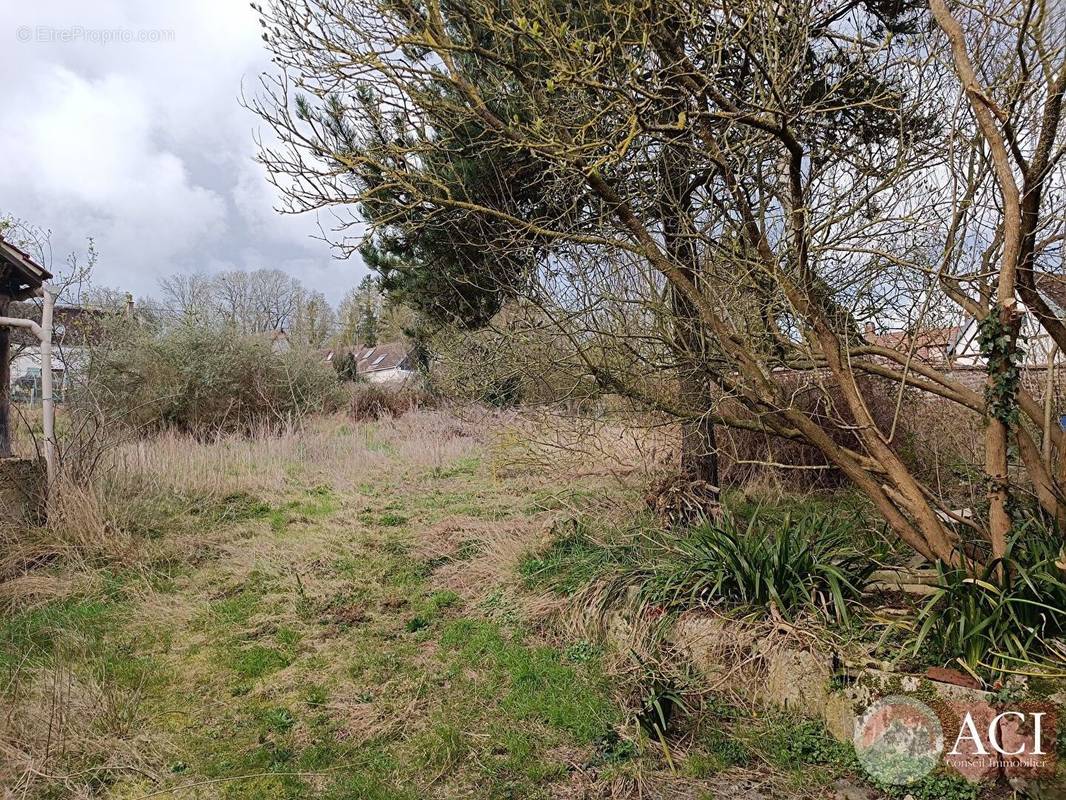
[2,1,366,304]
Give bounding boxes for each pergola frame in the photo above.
[0,238,55,486]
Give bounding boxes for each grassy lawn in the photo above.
[0,411,968,800]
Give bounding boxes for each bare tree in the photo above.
[159,272,214,321]
[249,0,1065,566]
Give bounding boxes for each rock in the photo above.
[833,778,877,800]
[0,456,45,523]
[824,693,857,742]
[927,677,994,705]
[672,613,760,686]
[926,666,982,689]
[763,647,832,718]
[866,568,941,597]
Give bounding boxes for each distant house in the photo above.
[947,273,1066,368]
[863,323,962,366]
[325,341,417,384]
[8,301,110,402]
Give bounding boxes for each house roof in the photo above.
[0,238,52,299]
[350,341,412,373]
[864,324,961,364]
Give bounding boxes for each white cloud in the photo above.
[1,0,365,303]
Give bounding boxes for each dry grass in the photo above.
[487,408,675,485]
[112,408,481,498]
[0,409,483,615]
[428,516,550,604]
[1,658,167,798]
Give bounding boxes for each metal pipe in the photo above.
[40,286,55,490]
[0,316,43,339]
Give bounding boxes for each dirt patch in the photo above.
[330,604,368,626]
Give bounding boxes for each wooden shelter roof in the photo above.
[0,238,52,300]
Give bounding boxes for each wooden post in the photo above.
[0,292,10,459]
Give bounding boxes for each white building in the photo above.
[946,274,1066,368]
[326,341,418,384]
[9,302,104,403]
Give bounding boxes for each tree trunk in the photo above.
[931,0,1024,569]
[669,276,719,497]
[680,396,719,488]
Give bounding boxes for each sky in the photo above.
[2,0,366,304]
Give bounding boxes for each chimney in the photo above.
[864,322,875,336]
[124,292,134,318]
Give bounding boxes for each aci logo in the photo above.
[942,703,1055,781]
[854,695,1057,784]
[854,696,943,784]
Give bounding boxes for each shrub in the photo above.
[911,521,1066,680]
[638,509,876,623]
[717,376,981,500]
[83,323,343,436]
[348,382,433,421]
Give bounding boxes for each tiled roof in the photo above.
[350,341,412,373]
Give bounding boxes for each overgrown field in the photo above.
[0,410,1034,799]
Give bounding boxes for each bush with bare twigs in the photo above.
[84,322,344,436]
[717,377,981,502]
[348,382,434,421]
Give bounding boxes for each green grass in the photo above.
[518,521,623,594]
[432,455,481,478]
[208,587,265,626]
[0,596,116,673]
[270,485,339,532]
[438,618,618,744]
[122,488,275,539]
[173,535,622,800]
[226,643,293,680]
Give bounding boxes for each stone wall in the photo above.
[0,456,45,523]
